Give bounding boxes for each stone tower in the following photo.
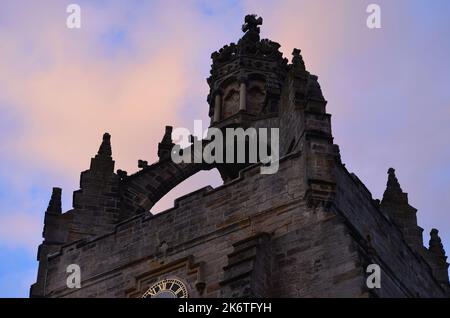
[31,15,449,298]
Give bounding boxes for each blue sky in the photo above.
[0,0,449,297]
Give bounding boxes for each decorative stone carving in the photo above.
[246,79,266,114]
[138,160,148,169]
[158,126,175,160]
[222,81,240,118]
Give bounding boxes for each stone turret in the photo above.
[380,168,423,251]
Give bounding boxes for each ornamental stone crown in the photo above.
[207,14,313,126]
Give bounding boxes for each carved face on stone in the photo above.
[246,79,266,114]
[222,81,240,118]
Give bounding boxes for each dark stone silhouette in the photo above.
[31,15,449,298]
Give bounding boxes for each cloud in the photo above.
[0,1,211,176]
[0,0,241,254]
[0,0,213,251]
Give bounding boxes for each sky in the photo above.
[0,0,449,297]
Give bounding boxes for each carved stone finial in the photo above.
[385,167,403,195]
[429,229,446,259]
[138,160,148,169]
[241,14,263,43]
[158,126,175,160]
[117,169,128,180]
[381,168,408,209]
[47,187,62,214]
[89,132,115,174]
[242,14,263,34]
[292,48,306,71]
[98,133,112,157]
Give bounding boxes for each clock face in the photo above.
[141,278,189,298]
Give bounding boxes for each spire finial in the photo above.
[47,187,62,214]
[429,228,446,258]
[241,14,263,43]
[89,132,115,174]
[386,167,402,194]
[97,132,112,157]
[242,14,263,34]
[292,48,306,71]
[158,126,174,160]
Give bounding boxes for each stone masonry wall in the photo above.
[334,166,447,297]
[40,153,366,298]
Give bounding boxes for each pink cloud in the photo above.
[0,1,228,248]
[0,1,217,178]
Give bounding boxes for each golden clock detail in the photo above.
[141,279,189,298]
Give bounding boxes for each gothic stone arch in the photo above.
[120,158,215,216]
